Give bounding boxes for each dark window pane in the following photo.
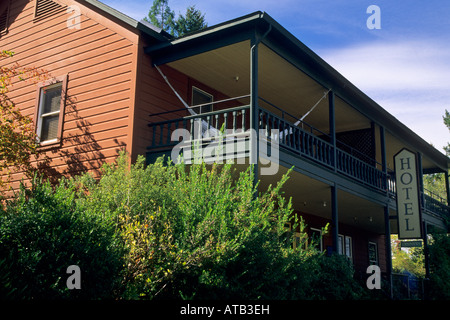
[40,114,59,141]
[192,87,212,113]
[42,85,62,114]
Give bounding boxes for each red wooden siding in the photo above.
[1,0,139,193]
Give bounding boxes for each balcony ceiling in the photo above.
[167,40,446,172]
[258,165,388,234]
[168,41,370,135]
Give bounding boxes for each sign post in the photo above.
[394,149,423,239]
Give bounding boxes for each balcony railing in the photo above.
[423,189,450,219]
[258,101,388,193]
[147,95,449,220]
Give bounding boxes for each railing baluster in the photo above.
[159,124,164,146]
[166,122,172,145]
[223,112,228,132]
[151,124,156,147]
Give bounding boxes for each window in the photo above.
[284,222,304,251]
[337,234,353,259]
[35,75,67,145]
[310,228,323,252]
[368,241,378,265]
[338,234,344,255]
[345,236,353,259]
[192,86,213,114]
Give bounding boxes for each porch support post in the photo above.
[445,172,450,206]
[379,125,387,191]
[328,90,336,171]
[250,34,259,186]
[423,221,430,299]
[384,205,393,298]
[331,183,339,254]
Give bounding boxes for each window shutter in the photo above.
[34,0,65,21]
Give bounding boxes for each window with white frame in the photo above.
[337,234,353,259]
[345,235,353,259]
[35,76,66,145]
[310,228,323,252]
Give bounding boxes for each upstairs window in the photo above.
[34,75,67,146]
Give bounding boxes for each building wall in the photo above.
[1,0,139,192]
[299,211,387,275]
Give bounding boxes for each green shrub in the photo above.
[0,176,125,299]
[1,152,374,300]
[428,233,450,299]
[78,153,367,300]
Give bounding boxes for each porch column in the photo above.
[445,172,450,206]
[379,125,388,192]
[250,35,259,186]
[384,205,393,298]
[328,90,336,171]
[331,183,339,254]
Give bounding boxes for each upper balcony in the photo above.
[145,12,450,229]
[146,93,450,224]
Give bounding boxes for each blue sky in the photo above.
[100,0,450,155]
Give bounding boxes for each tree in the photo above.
[144,0,207,37]
[0,50,48,193]
[175,5,207,36]
[443,109,450,156]
[428,233,450,299]
[423,109,450,201]
[143,0,176,35]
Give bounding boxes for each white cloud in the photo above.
[319,39,450,155]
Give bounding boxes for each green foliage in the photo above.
[308,254,369,300]
[391,235,425,278]
[0,152,372,300]
[78,152,368,300]
[0,176,125,299]
[428,233,450,299]
[144,0,207,37]
[175,6,207,37]
[144,0,176,34]
[443,109,450,156]
[0,50,48,192]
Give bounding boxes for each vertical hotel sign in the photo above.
[394,149,423,239]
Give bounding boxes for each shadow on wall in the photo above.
[36,75,127,183]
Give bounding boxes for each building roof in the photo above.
[81,0,172,41]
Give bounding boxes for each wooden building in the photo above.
[1,0,449,292]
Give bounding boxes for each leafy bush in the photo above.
[428,233,450,299]
[77,154,309,299]
[76,153,369,300]
[0,152,373,300]
[0,176,125,299]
